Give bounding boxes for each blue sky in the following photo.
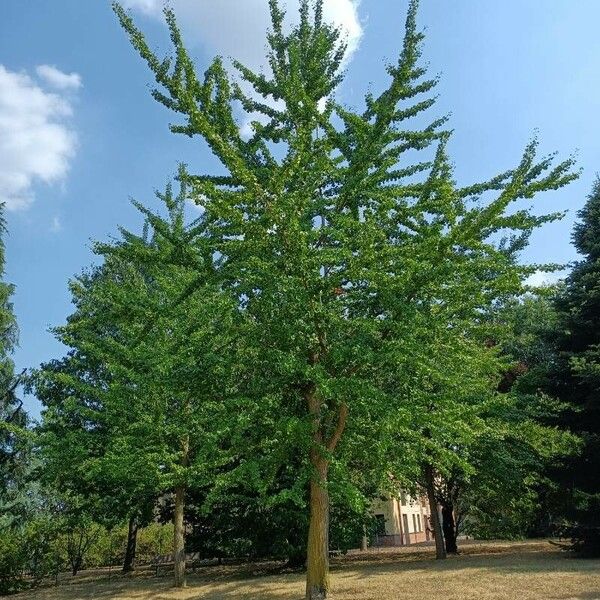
[2,0,599,418]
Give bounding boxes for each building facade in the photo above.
[371,491,432,546]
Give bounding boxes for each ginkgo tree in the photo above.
[113,0,576,597]
[36,181,240,587]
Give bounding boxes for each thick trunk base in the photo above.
[305,456,330,599]
[442,504,458,554]
[122,516,138,573]
[424,464,447,560]
[307,584,328,600]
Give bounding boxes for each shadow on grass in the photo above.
[17,575,304,600]
[343,548,600,581]
[16,542,600,600]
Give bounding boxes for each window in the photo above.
[412,514,417,533]
[375,514,386,536]
[417,514,422,532]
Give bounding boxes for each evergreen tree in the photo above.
[551,176,600,556]
[0,204,28,529]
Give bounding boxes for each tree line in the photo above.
[1,1,599,599]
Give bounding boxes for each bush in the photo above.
[137,523,173,563]
[0,517,65,595]
[0,529,28,595]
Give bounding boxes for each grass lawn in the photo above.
[14,540,600,600]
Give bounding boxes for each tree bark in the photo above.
[173,428,190,588]
[424,464,446,560]
[304,381,348,600]
[122,515,138,573]
[306,452,330,600]
[173,484,186,588]
[441,502,458,554]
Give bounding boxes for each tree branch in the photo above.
[326,402,348,452]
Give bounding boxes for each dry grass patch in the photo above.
[13,541,600,600]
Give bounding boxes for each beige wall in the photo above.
[371,490,431,544]
[371,497,402,535]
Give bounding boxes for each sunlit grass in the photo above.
[14,541,600,600]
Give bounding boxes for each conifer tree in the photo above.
[113,1,577,595]
[550,176,600,555]
[0,205,27,529]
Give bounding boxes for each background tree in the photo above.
[0,205,27,529]
[420,292,579,552]
[377,135,577,558]
[33,350,157,574]
[547,177,600,556]
[36,182,239,586]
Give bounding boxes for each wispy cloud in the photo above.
[49,215,62,232]
[0,64,80,210]
[36,65,82,91]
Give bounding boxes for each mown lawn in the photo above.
[14,541,600,600]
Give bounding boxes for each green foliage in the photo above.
[23,2,580,592]
[34,179,240,587]
[550,177,600,555]
[432,295,580,544]
[108,0,577,583]
[0,514,66,595]
[0,204,28,531]
[112,0,575,478]
[0,513,174,595]
[0,530,28,595]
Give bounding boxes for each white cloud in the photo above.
[36,65,82,91]
[121,0,363,70]
[0,65,79,210]
[525,270,565,288]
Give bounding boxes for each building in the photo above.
[371,490,432,546]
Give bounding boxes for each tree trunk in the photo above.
[173,485,186,588]
[303,375,347,600]
[71,558,82,577]
[122,515,138,573]
[441,503,458,554]
[424,464,446,560]
[306,453,330,600]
